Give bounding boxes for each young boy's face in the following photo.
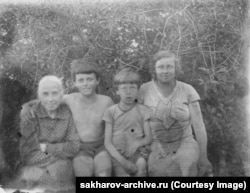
[74,73,99,96]
[117,83,138,105]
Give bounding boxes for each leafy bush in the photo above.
[0,0,248,176]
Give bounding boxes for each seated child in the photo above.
[103,67,152,176]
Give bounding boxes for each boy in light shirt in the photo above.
[103,68,152,176]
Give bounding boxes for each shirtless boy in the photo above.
[22,59,114,176]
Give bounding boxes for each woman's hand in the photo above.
[198,158,213,176]
[189,101,212,176]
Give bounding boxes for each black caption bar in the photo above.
[76,177,249,193]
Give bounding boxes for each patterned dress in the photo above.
[19,102,80,188]
[140,80,200,176]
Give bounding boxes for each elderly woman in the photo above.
[19,75,80,190]
[139,50,212,176]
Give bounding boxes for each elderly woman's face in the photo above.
[155,57,175,83]
[39,81,63,112]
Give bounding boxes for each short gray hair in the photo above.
[38,75,64,97]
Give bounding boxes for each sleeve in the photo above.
[19,118,56,167]
[46,115,80,159]
[187,85,201,104]
[102,107,114,124]
[138,84,145,104]
[139,105,151,122]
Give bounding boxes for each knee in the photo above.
[136,157,147,176]
[59,160,74,176]
[72,156,81,168]
[73,156,87,170]
[136,157,147,169]
[94,152,112,177]
[95,151,110,161]
[114,166,130,177]
[95,164,112,177]
[20,166,45,181]
[73,156,94,177]
[96,171,110,177]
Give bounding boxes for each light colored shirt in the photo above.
[140,80,200,144]
[103,103,150,154]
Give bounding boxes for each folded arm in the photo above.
[20,119,56,167]
[45,116,80,159]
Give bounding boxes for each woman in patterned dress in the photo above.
[139,50,212,176]
[19,75,80,190]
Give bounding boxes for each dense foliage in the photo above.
[0,0,249,179]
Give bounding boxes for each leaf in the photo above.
[198,67,210,74]
[197,78,205,84]
[210,80,220,85]
[216,67,228,74]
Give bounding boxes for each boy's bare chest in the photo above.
[70,100,105,122]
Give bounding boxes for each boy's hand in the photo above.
[124,160,137,175]
[125,141,140,158]
[20,103,36,121]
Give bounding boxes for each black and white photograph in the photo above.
[0,0,249,192]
